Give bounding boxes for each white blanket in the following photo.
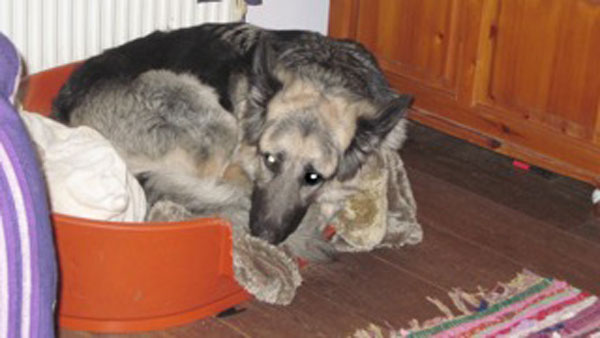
[20,111,147,222]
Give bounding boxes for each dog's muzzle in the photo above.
[249,184,309,244]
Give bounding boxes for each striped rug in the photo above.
[356,270,600,337]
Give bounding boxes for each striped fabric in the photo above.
[399,271,600,337]
[0,32,57,338]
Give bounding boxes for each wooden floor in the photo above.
[60,122,600,338]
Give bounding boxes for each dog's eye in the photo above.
[304,171,323,186]
[263,153,279,171]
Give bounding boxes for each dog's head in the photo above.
[243,37,413,244]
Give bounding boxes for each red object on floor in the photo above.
[324,224,337,240]
[512,160,531,171]
[21,63,251,333]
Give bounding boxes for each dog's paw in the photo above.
[232,233,302,305]
[281,202,337,262]
[146,199,193,222]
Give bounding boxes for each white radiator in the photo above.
[0,0,247,74]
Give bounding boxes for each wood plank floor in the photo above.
[60,122,600,338]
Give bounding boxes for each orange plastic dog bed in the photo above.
[20,64,251,333]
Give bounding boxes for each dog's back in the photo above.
[53,23,393,122]
[55,23,247,121]
[53,23,304,122]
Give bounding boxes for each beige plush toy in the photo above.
[329,149,422,252]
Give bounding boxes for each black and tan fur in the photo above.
[53,22,413,245]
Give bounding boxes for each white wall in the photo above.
[245,0,330,34]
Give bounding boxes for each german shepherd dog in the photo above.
[53,23,412,245]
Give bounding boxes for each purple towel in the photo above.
[0,32,57,338]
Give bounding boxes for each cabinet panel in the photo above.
[475,0,600,142]
[354,0,462,94]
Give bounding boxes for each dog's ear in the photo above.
[244,37,283,144]
[337,95,413,181]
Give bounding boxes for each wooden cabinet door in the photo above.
[475,0,600,140]
[353,0,462,95]
[330,0,600,184]
[473,0,600,171]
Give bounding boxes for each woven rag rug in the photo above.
[355,270,600,337]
